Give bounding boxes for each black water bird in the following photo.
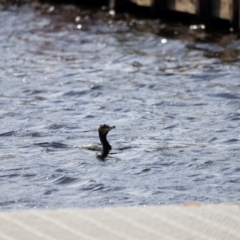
[97,124,115,160]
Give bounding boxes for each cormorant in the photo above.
[97,124,115,160]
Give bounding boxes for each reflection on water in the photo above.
[0,2,240,210]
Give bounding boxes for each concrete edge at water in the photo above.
[0,203,239,239]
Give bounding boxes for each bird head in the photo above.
[98,124,115,135]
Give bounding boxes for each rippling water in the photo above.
[0,2,240,210]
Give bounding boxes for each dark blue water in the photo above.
[0,2,240,210]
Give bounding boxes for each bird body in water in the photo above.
[80,124,115,159]
[97,124,115,160]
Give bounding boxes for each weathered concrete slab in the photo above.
[212,0,234,20]
[168,0,199,14]
[0,203,240,240]
[131,0,153,7]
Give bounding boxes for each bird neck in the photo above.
[99,133,111,158]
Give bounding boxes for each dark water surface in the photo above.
[0,2,240,210]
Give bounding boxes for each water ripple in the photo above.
[0,2,239,210]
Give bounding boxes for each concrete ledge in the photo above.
[0,203,240,240]
[111,0,240,28]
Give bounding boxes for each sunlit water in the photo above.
[0,2,240,210]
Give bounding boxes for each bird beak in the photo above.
[108,126,115,131]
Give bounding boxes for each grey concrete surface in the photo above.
[0,203,239,240]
